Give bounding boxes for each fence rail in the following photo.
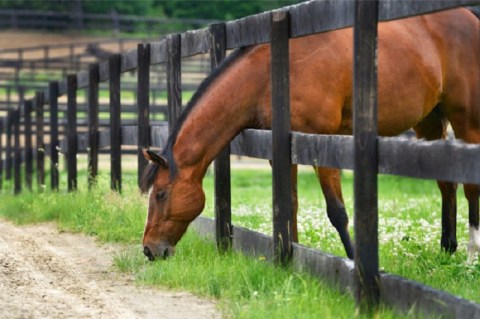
[1,0,480,317]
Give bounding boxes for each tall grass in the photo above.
[0,165,478,317]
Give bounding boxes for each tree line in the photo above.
[0,0,303,20]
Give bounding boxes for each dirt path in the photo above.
[0,220,220,319]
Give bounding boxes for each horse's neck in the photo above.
[173,51,265,180]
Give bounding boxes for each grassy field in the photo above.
[0,162,478,318]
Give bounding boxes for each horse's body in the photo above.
[141,8,480,261]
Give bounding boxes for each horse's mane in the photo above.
[469,6,480,20]
[140,47,248,193]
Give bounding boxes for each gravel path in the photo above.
[0,220,220,319]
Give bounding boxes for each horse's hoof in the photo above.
[440,237,457,254]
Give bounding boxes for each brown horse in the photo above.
[140,8,480,261]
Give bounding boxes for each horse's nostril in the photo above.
[143,246,155,261]
[162,248,169,259]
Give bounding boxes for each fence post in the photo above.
[271,10,293,265]
[49,81,59,191]
[109,54,122,192]
[24,99,33,191]
[5,110,12,181]
[13,109,21,195]
[67,75,78,192]
[137,43,151,186]
[167,34,182,132]
[209,22,232,252]
[88,64,99,189]
[35,91,45,191]
[353,0,380,313]
[0,118,3,191]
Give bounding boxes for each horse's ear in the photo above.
[143,149,168,169]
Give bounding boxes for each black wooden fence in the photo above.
[1,0,480,317]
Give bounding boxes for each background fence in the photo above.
[0,9,217,36]
[1,0,480,317]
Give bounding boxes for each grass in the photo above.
[0,163,478,318]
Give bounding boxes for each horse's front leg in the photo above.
[464,184,480,260]
[315,166,354,259]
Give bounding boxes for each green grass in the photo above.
[0,164,478,318]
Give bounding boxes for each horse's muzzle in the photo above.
[143,243,175,261]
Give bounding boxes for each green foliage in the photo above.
[159,0,300,20]
[0,0,70,11]
[0,0,302,20]
[82,0,154,16]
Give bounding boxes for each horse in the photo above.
[140,7,480,261]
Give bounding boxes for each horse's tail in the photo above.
[468,6,480,20]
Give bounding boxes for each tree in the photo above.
[156,0,301,20]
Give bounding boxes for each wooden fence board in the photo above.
[0,119,3,190]
[137,43,150,186]
[167,34,182,132]
[380,273,480,318]
[378,138,480,184]
[49,82,59,191]
[290,0,354,37]
[88,64,99,188]
[353,0,380,310]
[210,22,232,252]
[378,0,480,20]
[109,54,122,192]
[150,125,169,149]
[181,28,210,57]
[122,126,137,146]
[35,91,45,190]
[5,110,12,180]
[271,11,293,265]
[24,100,33,190]
[150,40,167,65]
[230,129,272,160]
[98,60,109,83]
[121,47,138,72]
[66,75,77,192]
[76,70,89,91]
[292,133,354,169]
[225,10,271,49]
[13,110,21,194]
[225,0,480,50]
[142,127,480,185]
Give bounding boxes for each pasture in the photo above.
[0,161,478,318]
[1,1,479,317]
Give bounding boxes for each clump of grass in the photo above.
[113,231,410,319]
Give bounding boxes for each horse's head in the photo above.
[141,150,205,261]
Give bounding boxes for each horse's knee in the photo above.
[326,204,349,230]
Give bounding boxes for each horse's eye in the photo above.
[156,191,167,201]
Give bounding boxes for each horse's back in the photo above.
[290,8,479,136]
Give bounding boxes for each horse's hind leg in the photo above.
[414,107,458,253]
[314,166,354,259]
[448,125,480,259]
[464,184,480,259]
[442,90,480,259]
